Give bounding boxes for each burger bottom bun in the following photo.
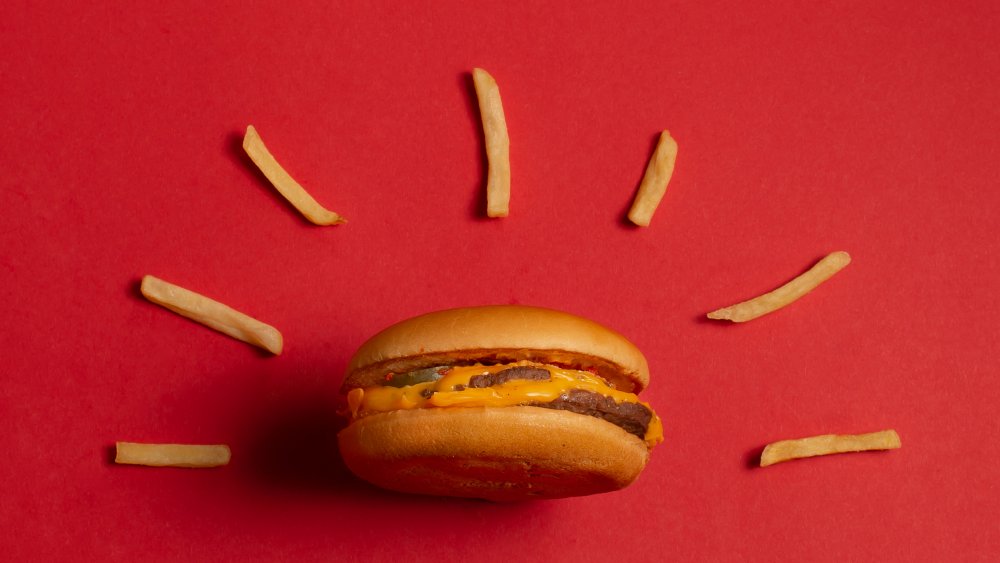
[337,406,650,501]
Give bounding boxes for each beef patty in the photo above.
[468,366,551,388]
[533,389,653,439]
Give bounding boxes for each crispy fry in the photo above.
[708,251,851,322]
[242,125,346,225]
[140,275,283,355]
[628,130,678,227]
[760,429,900,467]
[115,442,231,468]
[472,68,511,218]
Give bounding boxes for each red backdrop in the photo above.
[2,1,998,561]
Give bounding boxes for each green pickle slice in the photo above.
[384,366,449,388]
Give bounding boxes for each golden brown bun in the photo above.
[343,305,649,393]
[338,406,650,501]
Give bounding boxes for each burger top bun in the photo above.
[343,305,650,393]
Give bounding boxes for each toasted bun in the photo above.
[338,406,649,501]
[343,305,649,393]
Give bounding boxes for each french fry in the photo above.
[140,275,283,355]
[760,429,901,467]
[708,251,851,322]
[472,68,511,217]
[242,125,346,225]
[628,130,678,227]
[115,442,231,468]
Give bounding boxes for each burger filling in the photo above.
[346,361,663,448]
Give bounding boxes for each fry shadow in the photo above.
[126,277,145,302]
[743,445,765,469]
[693,313,720,325]
[104,444,117,465]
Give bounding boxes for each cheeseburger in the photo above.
[338,305,663,501]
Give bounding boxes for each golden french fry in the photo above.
[242,125,346,225]
[140,275,283,355]
[708,251,851,322]
[472,68,511,218]
[760,429,900,467]
[628,130,678,227]
[115,442,231,468]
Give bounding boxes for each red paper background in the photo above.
[2,1,998,561]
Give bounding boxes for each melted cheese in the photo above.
[348,361,664,448]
